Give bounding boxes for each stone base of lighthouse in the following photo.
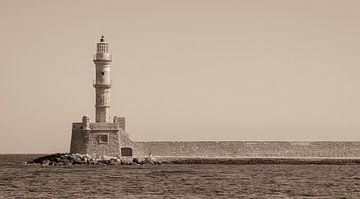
[70,116,134,158]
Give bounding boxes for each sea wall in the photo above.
[133,141,360,158]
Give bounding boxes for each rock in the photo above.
[108,159,117,165]
[101,160,111,165]
[133,157,144,165]
[144,157,162,165]
[144,157,154,164]
[101,155,111,161]
[73,157,85,164]
[59,157,70,165]
[42,159,50,166]
[84,154,92,159]
[132,157,162,165]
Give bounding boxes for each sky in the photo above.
[0,0,360,153]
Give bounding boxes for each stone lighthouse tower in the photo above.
[94,35,111,122]
[70,35,134,157]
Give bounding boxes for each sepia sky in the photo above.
[1,0,360,153]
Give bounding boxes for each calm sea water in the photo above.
[0,154,359,198]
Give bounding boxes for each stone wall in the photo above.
[71,117,359,158]
[85,130,121,157]
[119,129,134,148]
[69,130,88,154]
[133,141,360,158]
[70,129,121,157]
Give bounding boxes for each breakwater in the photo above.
[158,157,360,165]
[133,141,360,158]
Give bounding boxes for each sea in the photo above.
[0,154,359,198]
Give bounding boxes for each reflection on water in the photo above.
[0,154,359,198]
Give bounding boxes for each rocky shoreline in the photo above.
[25,154,360,166]
[26,153,161,166]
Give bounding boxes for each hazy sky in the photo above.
[1,0,360,153]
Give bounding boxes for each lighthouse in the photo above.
[93,35,112,122]
[70,35,134,157]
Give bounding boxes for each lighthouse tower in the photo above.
[70,35,134,157]
[94,35,112,122]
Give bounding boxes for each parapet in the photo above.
[82,115,90,130]
[72,115,127,131]
[72,122,120,131]
[89,122,119,130]
[113,116,125,130]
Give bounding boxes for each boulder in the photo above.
[59,157,71,165]
[84,154,92,159]
[72,157,85,164]
[144,157,155,164]
[132,157,144,165]
[42,159,50,166]
[101,155,111,161]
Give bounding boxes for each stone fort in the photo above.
[70,36,359,158]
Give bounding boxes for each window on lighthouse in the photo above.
[102,72,105,76]
[99,133,109,144]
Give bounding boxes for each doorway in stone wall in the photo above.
[121,147,132,156]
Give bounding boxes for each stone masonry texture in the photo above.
[133,141,360,158]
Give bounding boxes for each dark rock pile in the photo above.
[26,153,161,166]
[133,157,162,165]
